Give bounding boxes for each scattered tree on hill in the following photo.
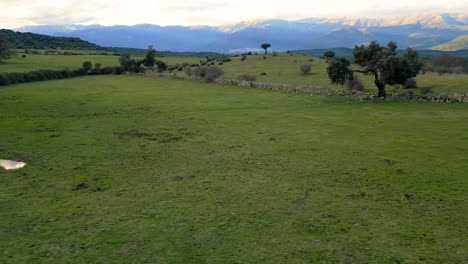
[326,41,422,97]
[143,45,157,67]
[323,50,335,59]
[261,43,271,54]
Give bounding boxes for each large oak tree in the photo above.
[327,41,422,97]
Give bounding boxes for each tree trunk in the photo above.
[375,80,386,97]
[373,71,386,97]
[264,49,268,55]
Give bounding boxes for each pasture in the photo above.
[214,53,468,95]
[0,53,200,73]
[0,75,467,263]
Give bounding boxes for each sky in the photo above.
[0,0,467,28]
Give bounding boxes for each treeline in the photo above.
[0,63,124,86]
[423,55,468,74]
[0,29,104,50]
[294,48,468,58]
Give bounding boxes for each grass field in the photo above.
[215,53,468,95]
[2,51,468,95]
[1,75,467,263]
[0,53,201,73]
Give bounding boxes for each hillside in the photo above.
[16,13,468,52]
[0,29,104,50]
[432,35,468,51]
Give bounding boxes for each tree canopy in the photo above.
[326,41,422,97]
[323,50,335,59]
[143,45,157,67]
[261,43,271,54]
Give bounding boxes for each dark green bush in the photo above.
[403,78,417,89]
[420,86,433,94]
[0,73,10,86]
[237,74,257,82]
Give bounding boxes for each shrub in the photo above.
[184,67,193,77]
[403,78,417,89]
[300,64,312,75]
[272,52,278,56]
[241,56,247,61]
[237,74,257,82]
[0,73,10,86]
[155,60,168,72]
[82,61,92,72]
[345,77,364,91]
[193,66,224,81]
[260,72,267,75]
[420,86,433,94]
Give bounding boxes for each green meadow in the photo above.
[0,53,200,72]
[214,53,468,95]
[1,75,467,263]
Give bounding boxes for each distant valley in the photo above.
[16,13,468,52]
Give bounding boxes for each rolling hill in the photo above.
[432,35,468,51]
[0,29,104,50]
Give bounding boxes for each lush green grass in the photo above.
[3,51,467,95]
[215,53,468,94]
[1,75,467,263]
[0,54,121,72]
[0,53,199,73]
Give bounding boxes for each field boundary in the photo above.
[156,74,468,103]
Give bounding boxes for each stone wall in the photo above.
[156,74,468,103]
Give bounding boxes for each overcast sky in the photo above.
[0,0,467,28]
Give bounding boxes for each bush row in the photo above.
[0,66,124,86]
[423,55,468,74]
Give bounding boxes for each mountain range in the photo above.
[16,13,468,52]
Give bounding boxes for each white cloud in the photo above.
[0,0,467,28]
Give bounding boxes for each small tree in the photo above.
[82,61,92,72]
[261,43,271,54]
[143,45,157,67]
[323,50,335,59]
[326,41,422,97]
[155,60,168,72]
[300,64,312,75]
[119,55,137,72]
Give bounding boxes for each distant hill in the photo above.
[0,29,104,50]
[432,35,468,51]
[16,13,468,52]
[108,47,222,57]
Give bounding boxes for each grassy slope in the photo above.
[432,35,468,51]
[0,76,467,263]
[215,53,468,94]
